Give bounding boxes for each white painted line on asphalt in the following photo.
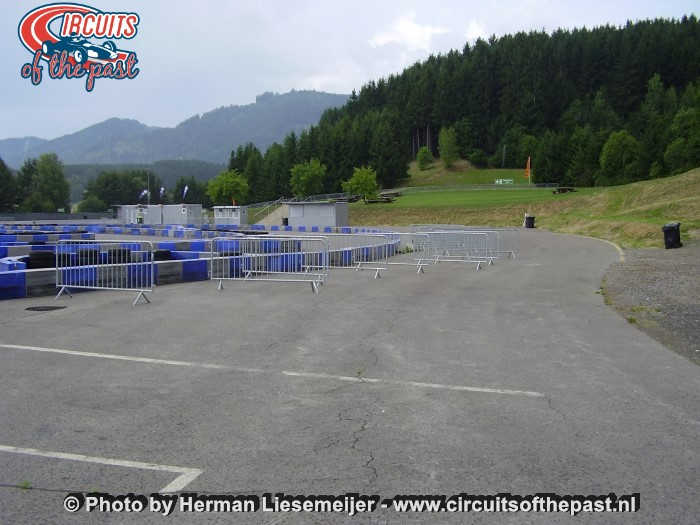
[0,444,202,493]
[578,235,625,263]
[281,370,544,397]
[0,343,544,398]
[0,343,262,373]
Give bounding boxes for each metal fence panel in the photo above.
[211,235,329,294]
[384,232,433,274]
[412,225,518,258]
[319,233,395,279]
[55,239,154,305]
[418,232,491,269]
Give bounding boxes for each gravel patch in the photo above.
[604,240,700,365]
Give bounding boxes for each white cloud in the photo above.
[369,12,449,52]
[465,20,487,42]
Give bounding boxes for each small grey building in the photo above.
[162,204,202,226]
[213,206,248,225]
[116,204,202,226]
[286,201,348,229]
[116,204,162,225]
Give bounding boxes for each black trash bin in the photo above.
[282,217,289,226]
[662,222,682,249]
[525,215,536,228]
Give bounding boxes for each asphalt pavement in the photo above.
[0,229,697,524]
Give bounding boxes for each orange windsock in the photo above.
[524,156,531,178]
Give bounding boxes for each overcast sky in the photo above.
[1,0,696,140]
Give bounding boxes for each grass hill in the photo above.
[403,159,528,187]
[350,165,700,248]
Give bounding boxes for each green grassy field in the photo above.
[384,188,599,208]
[404,159,528,187]
[351,166,700,248]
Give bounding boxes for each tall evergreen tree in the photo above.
[243,149,265,203]
[0,158,16,211]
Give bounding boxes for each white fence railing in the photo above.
[55,239,154,306]
[210,236,329,294]
[320,233,394,279]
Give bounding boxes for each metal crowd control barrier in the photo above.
[469,229,517,259]
[55,239,154,305]
[384,232,433,274]
[413,225,517,259]
[320,233,393,279]
[211,235,329,294]
[420,232,492,269]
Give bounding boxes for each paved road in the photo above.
[0,230,697,524]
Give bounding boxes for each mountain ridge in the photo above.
[0,90,348,168]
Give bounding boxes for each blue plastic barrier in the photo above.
[311,226,319,232]
[216,239,240,252]
[228,255,243,277]
[189,241,205,252]
[32,234,48,242]
[280,253,303,272]
[324,227,332,233]
[61,266,97,287]
[0,260,27,299]
[127,262,153,288]
[341,227,351,234]
[31,244,55,252]
[182,260,208,281]
[171,251,200,260]
[271,225,280,231]
[297,226,306,232]
[284,226,293,231]
[339,249,352,266]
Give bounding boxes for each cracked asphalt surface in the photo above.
[0,229,698,524]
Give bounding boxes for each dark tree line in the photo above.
[0,154,70,212]
[231,16,700,197]
[80,172,213,211]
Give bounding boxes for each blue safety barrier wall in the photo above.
[1,223,401,299]
[0,260,27,299]
[182,259,208,281]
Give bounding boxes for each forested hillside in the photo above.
[64,160,224,203]
[0,91,348,167]
[244,16,700,197]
